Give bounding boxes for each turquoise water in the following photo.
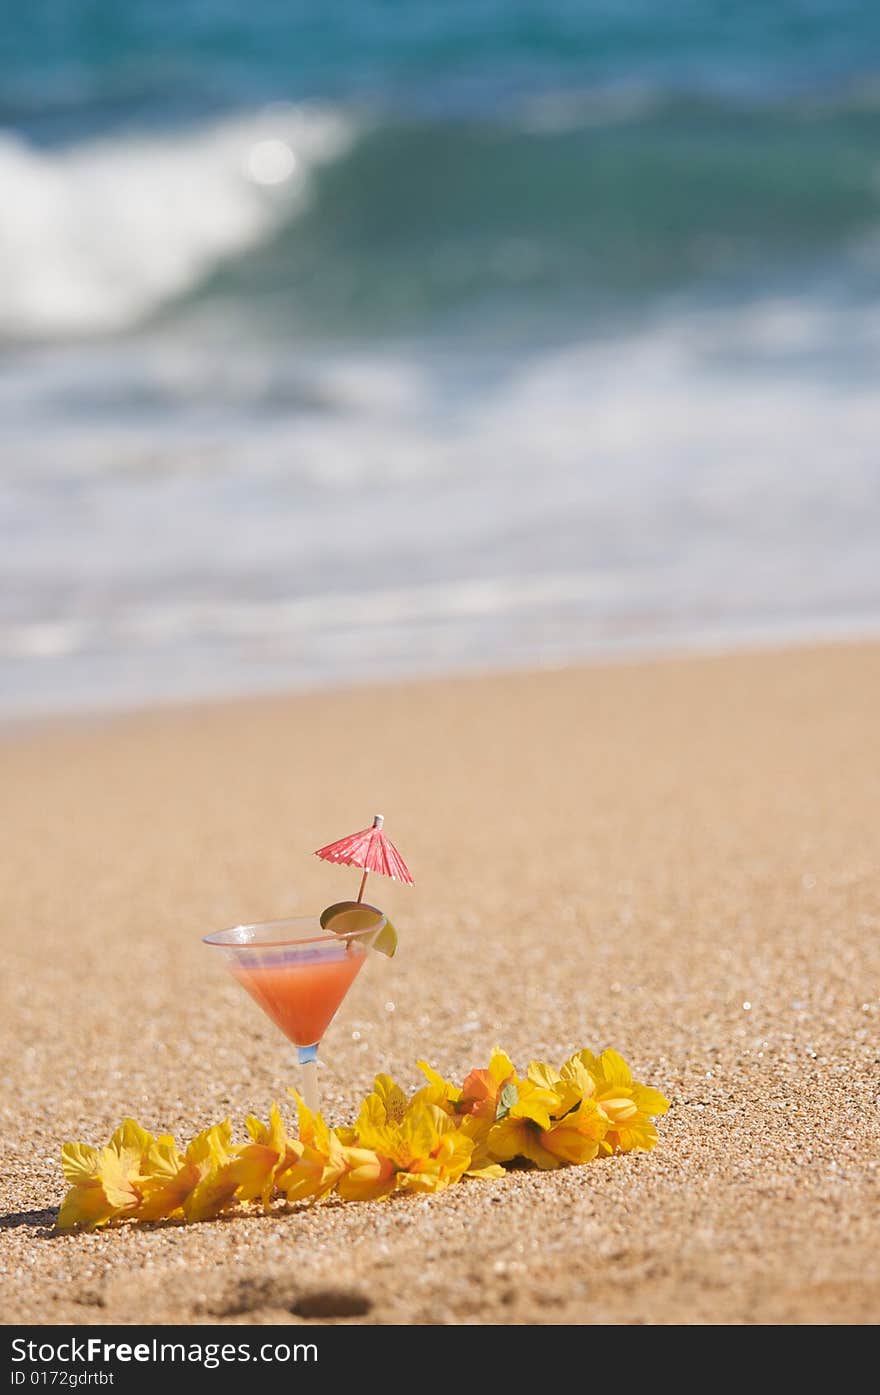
[2,2,880,713]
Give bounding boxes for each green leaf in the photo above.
[495,1082,519,1121]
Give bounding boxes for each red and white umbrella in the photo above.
[315,814,413,904]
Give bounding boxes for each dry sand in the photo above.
[1,641,879,1326]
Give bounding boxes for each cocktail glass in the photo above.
[203,908,385,1115]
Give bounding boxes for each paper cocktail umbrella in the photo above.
[315,814,414,904]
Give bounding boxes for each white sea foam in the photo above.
[0,104,354,340]
[2,294,880,715]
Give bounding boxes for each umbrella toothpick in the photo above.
[315,810,412,909]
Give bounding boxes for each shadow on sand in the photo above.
[0,1208,57,1234]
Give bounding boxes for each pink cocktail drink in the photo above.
[203,911,384,1115]
[232,945,364,1048]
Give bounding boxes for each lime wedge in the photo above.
[320,901,379,933]
[319,901,399,957]
[370,918,398,958]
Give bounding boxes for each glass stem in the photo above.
[298,1044,320,1115]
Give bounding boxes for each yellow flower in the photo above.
[482,1055,617,1169]
[58,1142,114,1232]
[370,1073,409,1124]
[394,1106,474,1195]
[541,1098,608,1165]
[411,1067,502,1179]
[568,1049,669,1154]
[58,1120,154,1231]
[281,1092,348,1203]
[339,1072,409,1144]
[229,1103,297,1211]
[334,1146,397,1202]
[485,1081,563,1169]
[458,1048,518,1121]
[180,1121,240,1222]
[414,1060,462,1115]
[528,1058,593,1116]
[340,1078,477,1199]
[135,1135,192,1222]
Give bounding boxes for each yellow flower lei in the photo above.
[57,1047,669,1231]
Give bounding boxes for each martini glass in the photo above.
[203,907,385,1115]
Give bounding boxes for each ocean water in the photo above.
[2,1,880,716]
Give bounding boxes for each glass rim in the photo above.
[202,906,385,950]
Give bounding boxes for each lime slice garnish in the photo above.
[320,901,379,933]
[370,918,398,958]
[319,901,399,957]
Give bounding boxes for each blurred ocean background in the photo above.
[2,0,880,717]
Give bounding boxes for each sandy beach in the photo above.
[2,640,879,1326]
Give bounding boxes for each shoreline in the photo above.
[5,619,880,740]
[2,637,879,1325]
